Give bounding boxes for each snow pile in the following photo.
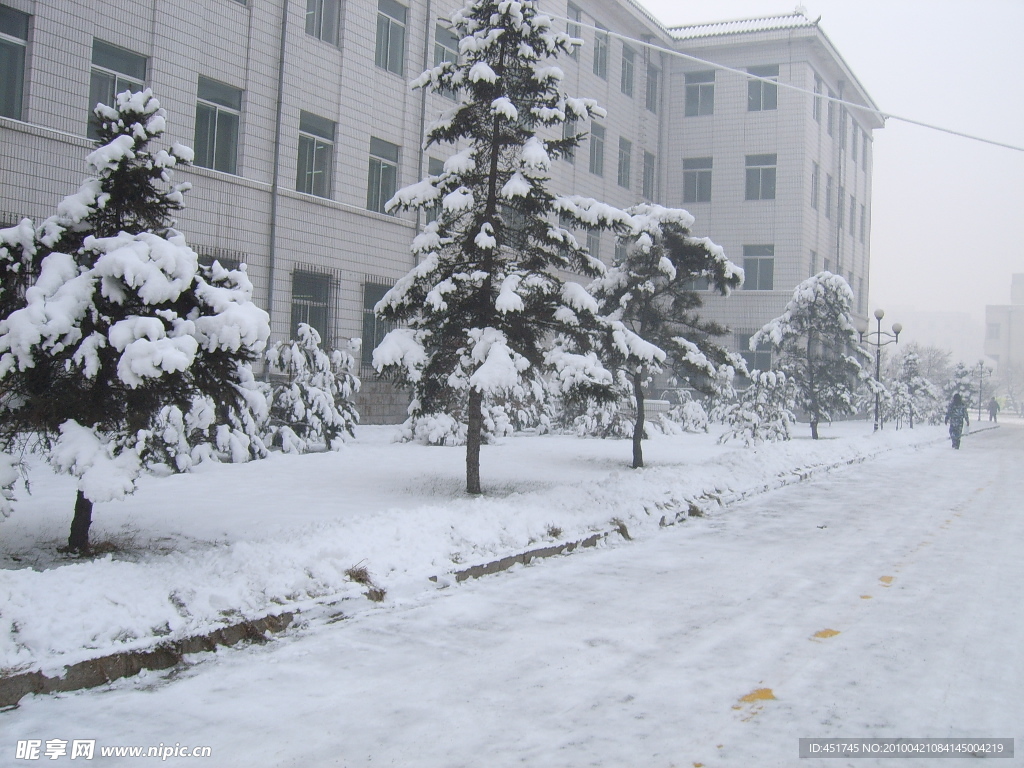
[0,423,950,678]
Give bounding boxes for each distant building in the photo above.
[984,274,1024,373]
[0,0,880,420]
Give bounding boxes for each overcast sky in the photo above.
[632,0,1024,327]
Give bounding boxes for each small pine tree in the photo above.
[718,370,796,446]
[373,0,627,493]
[943,362,976,413]
[885,351,941,428]
[0,90,269,552]
[265,324,360,452]
[753,272,869,439]
[589,205,743,468]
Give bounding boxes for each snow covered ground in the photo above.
[2,419,1020,766]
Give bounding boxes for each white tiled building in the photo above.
[0,0,881,421]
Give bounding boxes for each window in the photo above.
[837,185,845,229]
[683,157,712,204]
[813,74,822,123]
[586,229,601,259]
[362,283,395,366]
[197,248,242,271]
[851,124,859,161]
[738,334,772,372]
[849,195,856,237]
[745,154,776,201]
[566,4,581,60]
[642,150,656,199]
[747,65,778,111]
[645,63,661,113]
[827,90,835,135]
[742,246,774,290]
[614,238,628,263]
[840,108,847,150]
[857,278,864,313]
[194,76,242,174]
[810,161,819,209]
[0,5,29,120]
[305,0,340,46]
[684,71,714,117]
[367,137,399,213]
[588,122,604,177]
[860,203,866,243]
[375,0,406,76]
[88,40,147,139]
[433,24,460,100]
[425,156,444,223]
[684,276,711,291]
[987,323,1001,341]
[617,137,631,189]
[620,45,635,97]
[593,27,608,79]
[562,117,577,163]
[825,174,833,219]
[823,257,831,273]
[291,270,331,344]
[809,250,817,276]
[296,111,335,198]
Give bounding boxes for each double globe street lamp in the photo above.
[856,308,902,432]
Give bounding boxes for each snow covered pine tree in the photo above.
[590,205,743,468]
[0,90,269,552]
[752,272,869,439]
[373,0,629,494]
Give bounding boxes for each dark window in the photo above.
[425,156,444,223]
[810,161,819,209]
[684,70,714,117]
[742,245,774,290]
[0,6,29,120]
[683,157,712,203]
[291,270,331,344]
[588,122,604,176]
[645,63,660,113]
[434,23,459,100]
[362,282,395,366]
[566,4,581,60]
[620,45,635,96]
[305,0,341,45]
[617,137,631,189]
[375,0,407,76]
[813,74,822,122]
[297,111,335,198]
[747,65,778,111]
[593,27,608,79]
[642,151,656,199]
[745,154,776,201]
[367,136,399,213]
[194,76,242,174]
[738,333,772,372]
[88,40,147,138]
[562,117,577,163]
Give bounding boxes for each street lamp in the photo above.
[856,308,902,432]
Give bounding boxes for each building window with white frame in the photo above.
[738,333,772,372]
[375,0,406,76]
[620,45,634,97]
[745,154,776,201]
[860,203,866,243]
[617,137,631,189]
[593,26,608,79]
[742,246,774,290]
[362,282,394,366]
[291,269,332,344]
[589,122,604,177]
[586,229,601,259]
[747,65,778,111]
[813,74,822,123]
[296,110,335,198]
[684,70,714,117]
[566,3,581,60]
[434,23,459,100]
[562,117,577,163]
[88,40,147,139]
[425,156,444,223]
[367,137,399,213]
[194,76,242,174]
[849,195,856,237]
[683,157,712,203]
[809,249,817,276]
[642,150,656,199]
[645,63,660,113]
[811,161,819,209]
[1,5,29,120]
[305,0,340,46]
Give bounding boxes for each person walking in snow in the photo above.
[945,393,970,449]
[988,397,1000,422]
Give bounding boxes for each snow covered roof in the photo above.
[669,10,819,41]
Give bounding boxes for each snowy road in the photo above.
[4,425,1023,767]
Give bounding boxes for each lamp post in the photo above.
[856,308,902,431]
[974,360,992,421]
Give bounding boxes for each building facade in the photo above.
[0,0,880,421]
[984,274,1024,374]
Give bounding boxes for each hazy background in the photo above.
[633,0,1024,362]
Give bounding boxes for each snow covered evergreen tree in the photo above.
[0,90,270,552]
[943,362,975,413]
[885,351,940,428]
[373,0,628,494]
[589,205,743,467]
[265,324,359,452]
[718,370,796,446]
[752,272,869,439]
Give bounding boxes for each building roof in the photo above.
[669,10,819,41]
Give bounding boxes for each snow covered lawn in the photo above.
[0,420,956,680]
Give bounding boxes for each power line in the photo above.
[551,14,1024,153]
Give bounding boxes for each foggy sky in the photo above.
[632,0,1024,333]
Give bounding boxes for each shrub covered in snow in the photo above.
[718,370,797,446]
[0,90,270,551]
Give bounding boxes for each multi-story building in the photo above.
[0,0,880,421]
[985,274,1024,374]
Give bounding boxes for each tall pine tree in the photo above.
[752,272,869,439]
[0,90,269,552]
[589,205,743,467]
[374,0,628,493]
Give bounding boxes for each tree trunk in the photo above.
[68,490,93,553]
[810,419,819,440]
[466,387,483,495]
[632,371,645,469]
